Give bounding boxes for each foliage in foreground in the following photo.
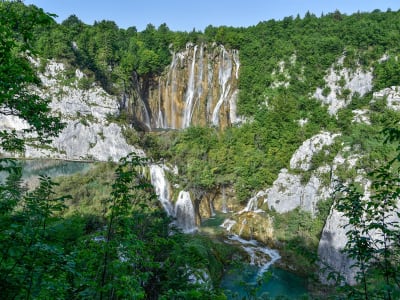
[0,155,232,299]
[331,124,400,299]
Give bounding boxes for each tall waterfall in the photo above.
[155,78,166,128]
[136,44,240,129]
[221,186,228,213]
[212,46,232,126]
[182,45,198,128]
[175,191,197,233]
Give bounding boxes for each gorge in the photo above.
[1,2,400,298]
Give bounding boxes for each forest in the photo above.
[1,0,400,299]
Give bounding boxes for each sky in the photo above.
[24,0,400,32]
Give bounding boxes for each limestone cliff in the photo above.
[314,56,373,115]
[0,58,144,161]
[131,43,241,129]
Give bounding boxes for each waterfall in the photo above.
[229,90,240,124]
[192,45,204,120]
[238,191,266,214]
[221,186,228,213]
[141,101,151,130]
[182,45,198,128]
[232,49,240,79]
[149,165,197,233]
[149,165,174,216]
[142,43,240,129]
[238,219,247,236]
[226,235,281,277]
[221,219,236,232]
[165,52,182,129]
[175,191,197,233]
[212,46,233,126]
[155,78,165,128]
[210,200,216,217]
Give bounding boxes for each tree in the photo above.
[0,1,64,152]
[0,2,68,298]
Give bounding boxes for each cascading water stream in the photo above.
[232,49,240,79]
[175,191,197,233]
[212,46,233,126]
[182,45,198,128]
[220,190,280,277]
[155,78,165,128]
[149,164,174,216]
[145,43,240,129]
[238,191,265,214]
[149,164,196,233]
[226,235,281,277]
[221,186,228,213]
[165,52,183,129]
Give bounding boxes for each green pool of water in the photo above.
[221,264,308,299]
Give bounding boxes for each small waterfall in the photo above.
[182,45,198,128]
[226,235,281,277]
[212,46,233,126]
[238,191,265,214]
[206,60,214,120]
[221,219,236,232]
[149,165,174,216]
[239,219,247,236]
[175,191,197,233]
[210,200,216,217]
[221,186,228,213]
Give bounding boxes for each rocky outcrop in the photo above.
[233,132,340,215]
[317,207,358,285]
[318,176,400,285]
[314,56,373,115]
[373,86,400,110]
[132,43,241,129]
[290,132,340,171]
[265,167,332,215]
[0,59,144,161]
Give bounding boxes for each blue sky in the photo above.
[24,0,400,32]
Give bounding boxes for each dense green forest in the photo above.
[1,0,400,298]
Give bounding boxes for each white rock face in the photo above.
[352,109,371,125]
[290,131,340,171]
[237,132,341,215]
[373,86,400,110]
[317,207,358,285]
[264,167,332,214]
[314,56,373,115]
[0,59,144,161]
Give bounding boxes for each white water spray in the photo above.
[175,191,197,233]
[212,46,233,126]
[227,235,281,276]
[182,45,198,128]
[149,164,174,216]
